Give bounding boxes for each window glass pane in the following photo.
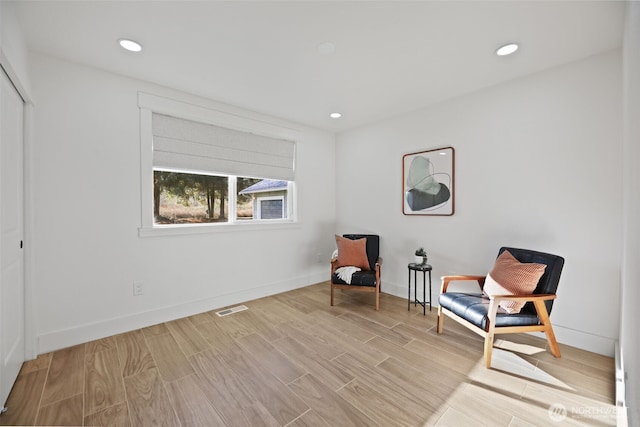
[154,170,228,224]
[236,178,289,220]
[259,199,284,219]
[236,177,262,220]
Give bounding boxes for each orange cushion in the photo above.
[335,235,370,271]
[483,250,546,313]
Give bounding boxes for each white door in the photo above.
[0,67,25,409]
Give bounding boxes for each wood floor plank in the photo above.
[396,322,485,363]
[376,356,461,410]
[404,336,478,374]
[235,332,306,384]
[287,410,332,427]
[298,316,388,367]
[219,344,309,425]
[188,350,254,427]
[124,368,180,427]
[194,320,238,355]
[141,323,170,338]
[84,401,131,427]
[279,321,345,361]
[237,309,284,341]
[366,336,469,385]
[288,374,375,427]
[301,310,375,342]
[430,407,482,427]
[186,311,215,326]
[40,344,85,406]
[164,374,226,427]
[146,331,194,382]
[338,303,406,329]
[338,379,419,427]
[18,352,52,375]
[86,336,117,354]
[0,367,48,426]
[85,347,126,415]
[116,330,156,378]
[273,293,318,314]
[165,317,210,357]
[339,312,413,346]
[35,393,83,426]
[275,336,354,391]
[249,298,306,324]
[211,311,257,339]
[526,357,615,402]
[521,382,617,426]
[241,402,281,427]
[334,353,435,423]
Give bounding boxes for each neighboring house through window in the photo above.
[239,179,288,220]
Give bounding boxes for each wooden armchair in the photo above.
[437,247,564,368]
[330,234,382,310]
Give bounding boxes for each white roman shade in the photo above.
[152,113,295,180]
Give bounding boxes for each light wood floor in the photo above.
[0,283,617,426]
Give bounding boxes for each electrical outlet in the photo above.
[133,281,143,296]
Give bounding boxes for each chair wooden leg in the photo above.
[330,283,334,306]
[484,298,499,368]
[545,326,561,358]
[436,307,444,334]
[534,300,561,358]
[375,287,380,311]
[484,333,494,368]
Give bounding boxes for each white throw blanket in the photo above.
[335,266,361,284]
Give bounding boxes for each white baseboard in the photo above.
[37,271,326,354]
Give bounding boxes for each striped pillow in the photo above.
[483,250,546,313]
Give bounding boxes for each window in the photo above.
[139,92,297,235]
[153,172,291,224]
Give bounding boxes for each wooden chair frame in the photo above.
[330,256,382,310]
[437,275,561,368]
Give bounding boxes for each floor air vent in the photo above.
[215,305,248,317]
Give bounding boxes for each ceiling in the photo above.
[10,1,625,133]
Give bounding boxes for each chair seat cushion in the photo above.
[332,271,377,287]
[439,292,540,330]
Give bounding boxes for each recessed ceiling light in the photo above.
[496,43,518,56]
[330,112,342,119]
[119,39,143,52]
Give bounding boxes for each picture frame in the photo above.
[402,146,455,216]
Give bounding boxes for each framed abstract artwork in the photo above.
[402,146,455,215]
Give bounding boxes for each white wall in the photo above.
[0,1,31,96]
[336,50,622,356]
[28,54,337,354]
[621,2,640,425]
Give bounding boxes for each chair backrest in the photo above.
[498,247,564,315]
[343,234,379,271]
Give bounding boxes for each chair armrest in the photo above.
[376,257,383,265]
[489,293,557,303]
[440,275,486,293]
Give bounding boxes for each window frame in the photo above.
[138,92,299,237]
